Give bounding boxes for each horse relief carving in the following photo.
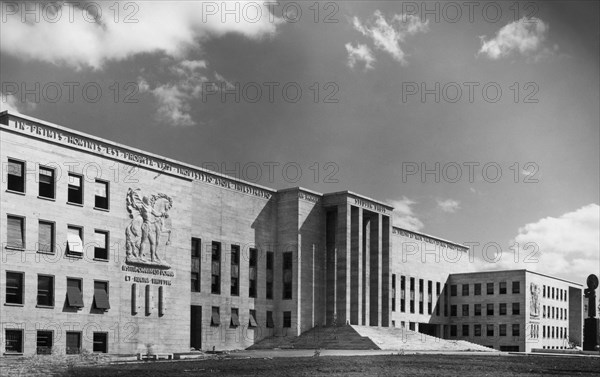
[125,188,173,269]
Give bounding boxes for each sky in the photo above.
[1,1,598,285]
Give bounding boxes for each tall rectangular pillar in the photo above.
[325,210,337,325]
[381,215,390,327]
[350,206,362,325]
[369,213,380,326]
[335,204,351,324]
[362,216,370,326]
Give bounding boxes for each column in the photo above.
[350,206,362,325]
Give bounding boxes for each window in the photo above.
[37,275,54,307]
[266,311,274,328]
[499,324,507,336]
[66,331,81,354]
[512,302,520,315]
[462,284,469,296]
[427,280,432,314]
[410,277,415,313]
[38,166,55,199]
[499,303,507,315]
[435,281,440,316]
[249,310,258,328]
[93,281,110,310]
[94,180,109,209]
[230,308,240,328]
[230,245,240,296]
[7,159,25,193]
[450,284,457,296]
[66,278,84,309]
[474,283,481,295]
[7,215,25,249]
[486,282,494,295]
[93,333,108,353]
[474,324,481,337]
[6,271,24,305]
[66,225,84,256]
[37,330,53,354]
[401,276,406,312]
[512,324,520,337]
[462,325,469,337]
[543,285,546,298]
[38,220,54,254]
[67,173,83,204]
[450,305,457,316]
[5,329,23,353]
[499,281,507,294]
[191,238,201,292]
[283,311,292,328]
[474,304,481,316]
[266,251,274,299]
[486,324,494,337]
[450,325,457,337]
[487,303,494,316]
[211,306,220,326]
[418,279,424,314]
[392,274,396,312]
[462,304,469,317]
[94,230,108,260]
[158,286,165,316]
[249,248,257,298]
[512,281,520,294]
[282,252,293,300]
[211,242,221,294]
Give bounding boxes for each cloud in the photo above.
[350,10,429,66]
[436,198,461,213]
[345,43,376,70]
[0,93,37,113]
[478,17,552,60]
[492,204,600,281]
[389,196,424,231]
[1,1,282,69]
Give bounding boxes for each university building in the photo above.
[0,111,583,356]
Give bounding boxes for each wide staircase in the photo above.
[248,325,497,352]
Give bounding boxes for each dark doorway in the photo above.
[419,323,438,337]
[191,305,202,350]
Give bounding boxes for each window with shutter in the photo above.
[7,215,24,249]
[93,281,110,310]
[249,310,258,328]
[38,221,54,253]
[66,226,84,256]
[230,308,240,327]
[66,278,84,308]
[211,306,220,326]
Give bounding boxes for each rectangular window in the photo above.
[5,329,23,353]
[191,238,201,292]
[39,166,55,199]
[487,303,494,316]
[38,220,54,254]
[427,280,432,315]
[266,311,274,328]
[474,283,481,295]
[230,245,240,296]
[37,330,53,355]
[67,173,83,204]
[283,311,292,328]
[211,242,221,294]
[450,305,457,316]
[410,277,415,314]
[486,324,494,337]
[512,324,520,337]
[474,304,481,316]
[450,325,457,337]
[401,276,406,313]
[6,271,24,305]
[66,225,84,256]
[282,252,293,300]
[249,310,258,328]
[462,325,469,337]
[66,278,84,308]
[211,306,220,326]
[450,284,457,296]
[37,275,54,307]
[462,284,469,296]
[391,274,396,312]
[543,285,546,298]
[7,159,25,193]
[462,304,469,317]
[249,248,257,298]
[512,281,520,294]
[487,282,494,295]
[499,281,507,294]
[435,281,440,316]
[499,303,507,315]
[499,324,507,336]
[474,324,481,337]
[66,331,81,354]
[93,281,110,310]
[94,230,108,260]
[94,180,109,209]
[7,215,25,249]
[418,279,424,314]
[93,332,108,353]
[266,251,274,299]
[230,308,240,328]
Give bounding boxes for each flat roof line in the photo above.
[393,226,468,249]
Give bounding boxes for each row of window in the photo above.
[6,158,109,210]
[191,239,293,300]
[5,329,107,354]
[5,215,109,259]
[393,276,442,316]
[451,281,520,296]
[543,305,568,321]
[451,302,521,317]
[208,307,292,329]
[449,323,521,337]
[542,325,568,339]
[5,271,110,311]
[543,285,568,301]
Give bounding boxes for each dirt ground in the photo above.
[70,354,600,377]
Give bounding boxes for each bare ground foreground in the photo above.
[8,354,598,377]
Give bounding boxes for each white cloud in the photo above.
[478,17,551,60]
[0,93,37,113]
[1,2,282,69]
[345,43,376,70]
[389,196,424,231]
[350,10,429,66]
[493,204,600,280]
[436,198,461,213]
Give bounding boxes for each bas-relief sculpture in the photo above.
[125,188,173,269]
[530,282,540,318]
